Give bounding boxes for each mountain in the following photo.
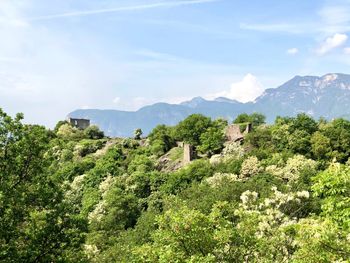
[69,73,350,137]
[254,73,350,122]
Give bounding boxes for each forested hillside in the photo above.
[1,109,349,262]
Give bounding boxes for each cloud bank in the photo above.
[209,74,265,103]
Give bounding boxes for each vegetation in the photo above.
[134,128,143,140]
[1,109,350,262]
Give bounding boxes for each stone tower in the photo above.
[183,143,195,164]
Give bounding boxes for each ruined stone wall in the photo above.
[183,143,195,164]
[225,124,244,142]
[68,118,90,130]
[244,123,253,134]
[176,141,184,148]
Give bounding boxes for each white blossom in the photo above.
[266,155,316,182]
[84,244,100,259]
[99,174,115,197]
[88,200,106,223]
[206,173,239,187]
[240,156,262,178]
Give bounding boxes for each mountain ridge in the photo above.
[69,73,350,137]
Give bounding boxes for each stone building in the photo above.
[68,118,90,130]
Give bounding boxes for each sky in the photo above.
[1,0,350,127]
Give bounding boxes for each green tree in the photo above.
[233,113,250,124]
[320,119,350,162]
[212,118,228,130]
[311,131,331,160]
[57,123,84,140]
[54,120,69,133]
[198,127,225,156]
[84,125,104,139]
[134,128,143,140]
[290,113,318,134]
[0,109,85,262]
[175,114,212,146]
[288,129,311,155]
[249,113,266,127]
[148,125,176,156]
[234,113,266,128]
[312,163,350,229]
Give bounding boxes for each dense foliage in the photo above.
[1,110,350,262]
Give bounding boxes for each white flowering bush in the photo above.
[266,154,317,182]
[233,187,312,261]
[64,174,86,211]
[84,244,100,260]
[209,141,244,164]
[136,187,316,262]
[88,200,107,225]
[209,154,222,164]
[205,172,239,187]
[239,190,258,209]
[98,174,115,197]
[240,156,263,178]
[222,141,244,159]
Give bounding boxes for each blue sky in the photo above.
[1,0,350,127]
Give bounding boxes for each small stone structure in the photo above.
[245,123,253,133]
[68,118,90,130]
[179,123,252,165]
[176,141,184,148]
[183,143,196,164]
[225,123,252,142]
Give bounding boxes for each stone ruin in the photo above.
[68,117,90,130]
[178,123,252,165]
[183,143,196,164]
[176,141,184,148]
[225,123,252,142]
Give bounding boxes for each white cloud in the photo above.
[111,95,193,111]
[240,23,304,34]
[208,74,265,103]
[316,33,348,55]
[344,47,350,54]
[287,48,299,55]
[132,97,152,109]
[110,97,156,111]
[113,97,121,104]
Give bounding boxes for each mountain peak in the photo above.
[180,96,207,108]
[214,97,239,103]
[322,73,338,82]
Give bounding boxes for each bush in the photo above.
[84,125,104,139]
[75,139,105,157]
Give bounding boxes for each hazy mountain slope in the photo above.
[69,100,248,137]
[69,73,350,137]
[254,73,350,122]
